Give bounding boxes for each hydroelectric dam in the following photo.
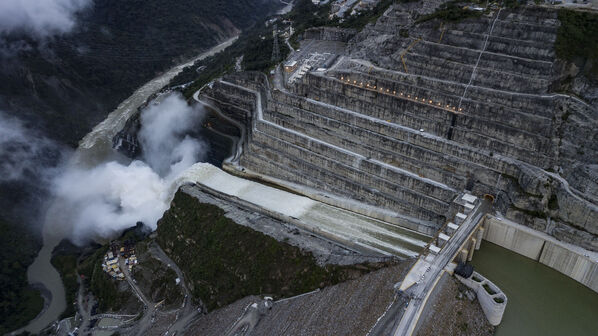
[184,3,598,334]
[22,1,598,335]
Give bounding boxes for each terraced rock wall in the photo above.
[344,4,598,250]
[200,4,598,251]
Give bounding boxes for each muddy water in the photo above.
[21,36,238,334]
[471,241,598,336]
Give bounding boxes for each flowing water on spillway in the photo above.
[22,36,238,334]
[471,241,598,336]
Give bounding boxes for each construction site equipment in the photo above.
[438,23,446,43]
[400,37,421,73]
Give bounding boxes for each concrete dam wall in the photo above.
[483,216,598,293]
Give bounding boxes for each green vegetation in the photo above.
[494,296,505,303]
[483,283,497,295]
[176,0,407,98]
[287,0,402,44]
[176,20,290,99]
[287,0,334,48]
[243,35,291,72]
[0,0,286,324]
[78,246,133,312]
[556,9,598,79]
[132,255,183,307]
[157,190,388,311]
[178,53,235,99]
[504,0,521,8]
[416,1,483,23]
[1,0,283,147]
[337,0,398,30]
[51,249,79,319]
[0,219,43,334]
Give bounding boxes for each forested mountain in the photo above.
[0,0,281,332]
[0,0,282,146]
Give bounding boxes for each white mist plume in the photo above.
[52,93,207,243]
[0,0,92,38]
[139,94,207,178]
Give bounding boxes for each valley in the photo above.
[2,0,598,335]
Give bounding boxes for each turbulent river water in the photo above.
[471,241,598,336]
[21,36,238,334]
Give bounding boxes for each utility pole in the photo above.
[272,24,280,62]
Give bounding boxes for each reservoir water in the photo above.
[471,241,598,336]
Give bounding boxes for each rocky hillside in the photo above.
[156,190,389,311]
[0,0,282,146]
[346,4,598,250]
[0,1,282,332]
[200,3,598,251]
[0,0,285,230]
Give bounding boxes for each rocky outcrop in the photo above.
[303,27,357,42]
[344,4,598,250]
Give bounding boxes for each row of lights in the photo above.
[339,76,464,113]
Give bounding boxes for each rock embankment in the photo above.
[186,262,413,336]
[156,189,394,312]
[415,273,495,336]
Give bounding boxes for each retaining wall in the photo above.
[483,216,598,293]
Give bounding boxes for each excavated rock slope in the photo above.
[201,4,598,251]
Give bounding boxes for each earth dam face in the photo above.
[20,36,238,334]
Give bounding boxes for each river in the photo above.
[471,241,598,336]
[20,35,238,334]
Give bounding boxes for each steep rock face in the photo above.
[344,4,598,250]
[303,27,358,42]
[201,4,597,250]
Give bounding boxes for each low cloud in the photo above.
[0,111,69,226]
[0,0,92,38]
[51,93,207,243]
[139,94,208,178]
[1,93,207,243]
[0,111,67,183]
